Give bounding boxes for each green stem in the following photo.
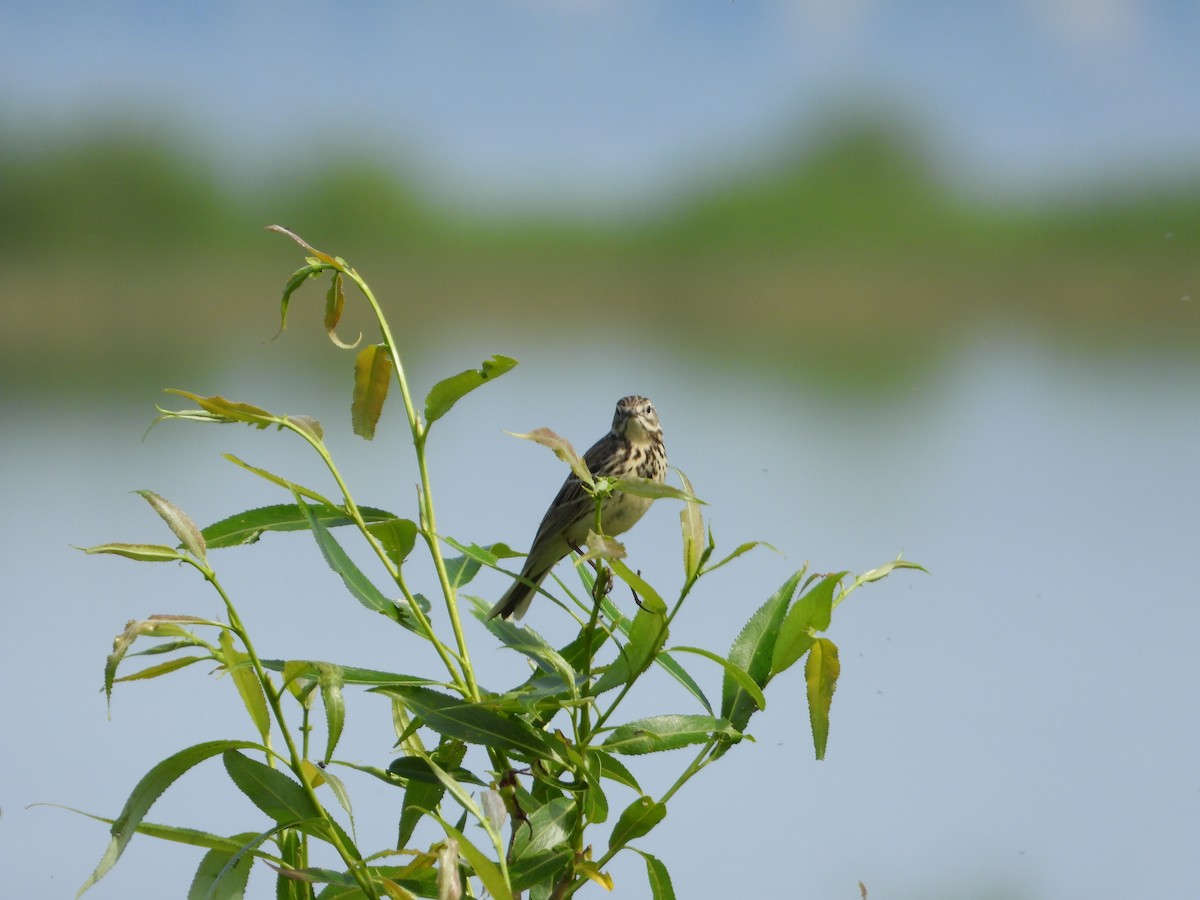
[343,268,479,701]
[195,561,380,900]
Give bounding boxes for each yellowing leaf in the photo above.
[506,427,593,487]
[805,637,840,760]
[324,272,361,349]
[352,343,393,440]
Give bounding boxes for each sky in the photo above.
[3,1,1199,212]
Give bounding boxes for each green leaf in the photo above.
[135,490,206,563]
[607,559,666,614]
[588,749,642,793]
[275,262,326,336]
[164,390,278,429]
[112,655,207,683]
[223,751,320,828]
[609,796,667,848]
[292,494,404,626]
[772,571,846,675]
[379,685,560,762]
[77,543,184,563]
[592,604,668,695]
[805,637,840,760]
[104,619,209,711]
[669,646,765,713]
[76,740,264,897]
[632,849,677,900]
[612,476,704,504]
[395,739,467,849]
[201,503,398,550]
[602,715,739,755]
[856,557,928,584]
[218,630,271,744]
[219,457,335,507]
[365,517,418,567]
[351,343,392,440]
[676,469,704,580]
[424,355,518,426]
[317,664,345,763]
[720,568,806,735]
[187,833,257,900]
[512,797,574,858]
[703,540,775,575]
[264,659,433,689]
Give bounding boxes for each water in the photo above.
[2,332,1197,899]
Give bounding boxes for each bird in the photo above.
[488,395,667,620]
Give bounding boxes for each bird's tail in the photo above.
[486,570,545,620]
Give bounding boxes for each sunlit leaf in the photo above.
[576,860,613,891]
[77,543,184,563]
[805,637,840,760]
[577,530,626,565]
[771,571,847,675]
[285,415,324,442]
[317,663,346,763]
[112,655,206,684]
[855,557,929,585]
[267,224,341,267]
[218,630,271,745]
[274,262,326,337]
[676,469,704,580]
[164,390,277,429]
[702,540,775,575]
[135,490,206,563]
[424,355,518,426]
[611,476,703,504]
[352,343,392,440]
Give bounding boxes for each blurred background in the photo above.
[2,2,1198,898]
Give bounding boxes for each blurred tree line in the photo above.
[2,116,1198,385]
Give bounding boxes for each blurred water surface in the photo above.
[2,329,1197,899]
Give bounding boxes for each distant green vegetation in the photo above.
[2,117,1198,385]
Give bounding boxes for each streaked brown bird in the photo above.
[488,395,667,620]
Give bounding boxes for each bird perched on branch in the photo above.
[488,395,667,620]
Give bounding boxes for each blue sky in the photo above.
[5,1,1198,211]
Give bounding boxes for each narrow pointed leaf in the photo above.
[77,543,184,563]
[76,740,263,897]
[223,751,320,827]
[113,655,207,683]
[805,637,840,760]
[856,557,928,584]
[317,664,346,762]
[164,390,278,429]
[187,834,257,900]
[351,343,392,440]
[274,262,326,335]
[633,850,677,900]
[219,630,271,743]
[424,355,517,426]
[433,817,510,900]
[612,476,703,504]
[608,559,666,614]
[219,456,335,507]
[677,469,704,579]
[202,502,398,550]
[703,540,775,575]
[293,494,403,625]
[135,490,206,562]
[720,568,806,732]
[603,714,738,755]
